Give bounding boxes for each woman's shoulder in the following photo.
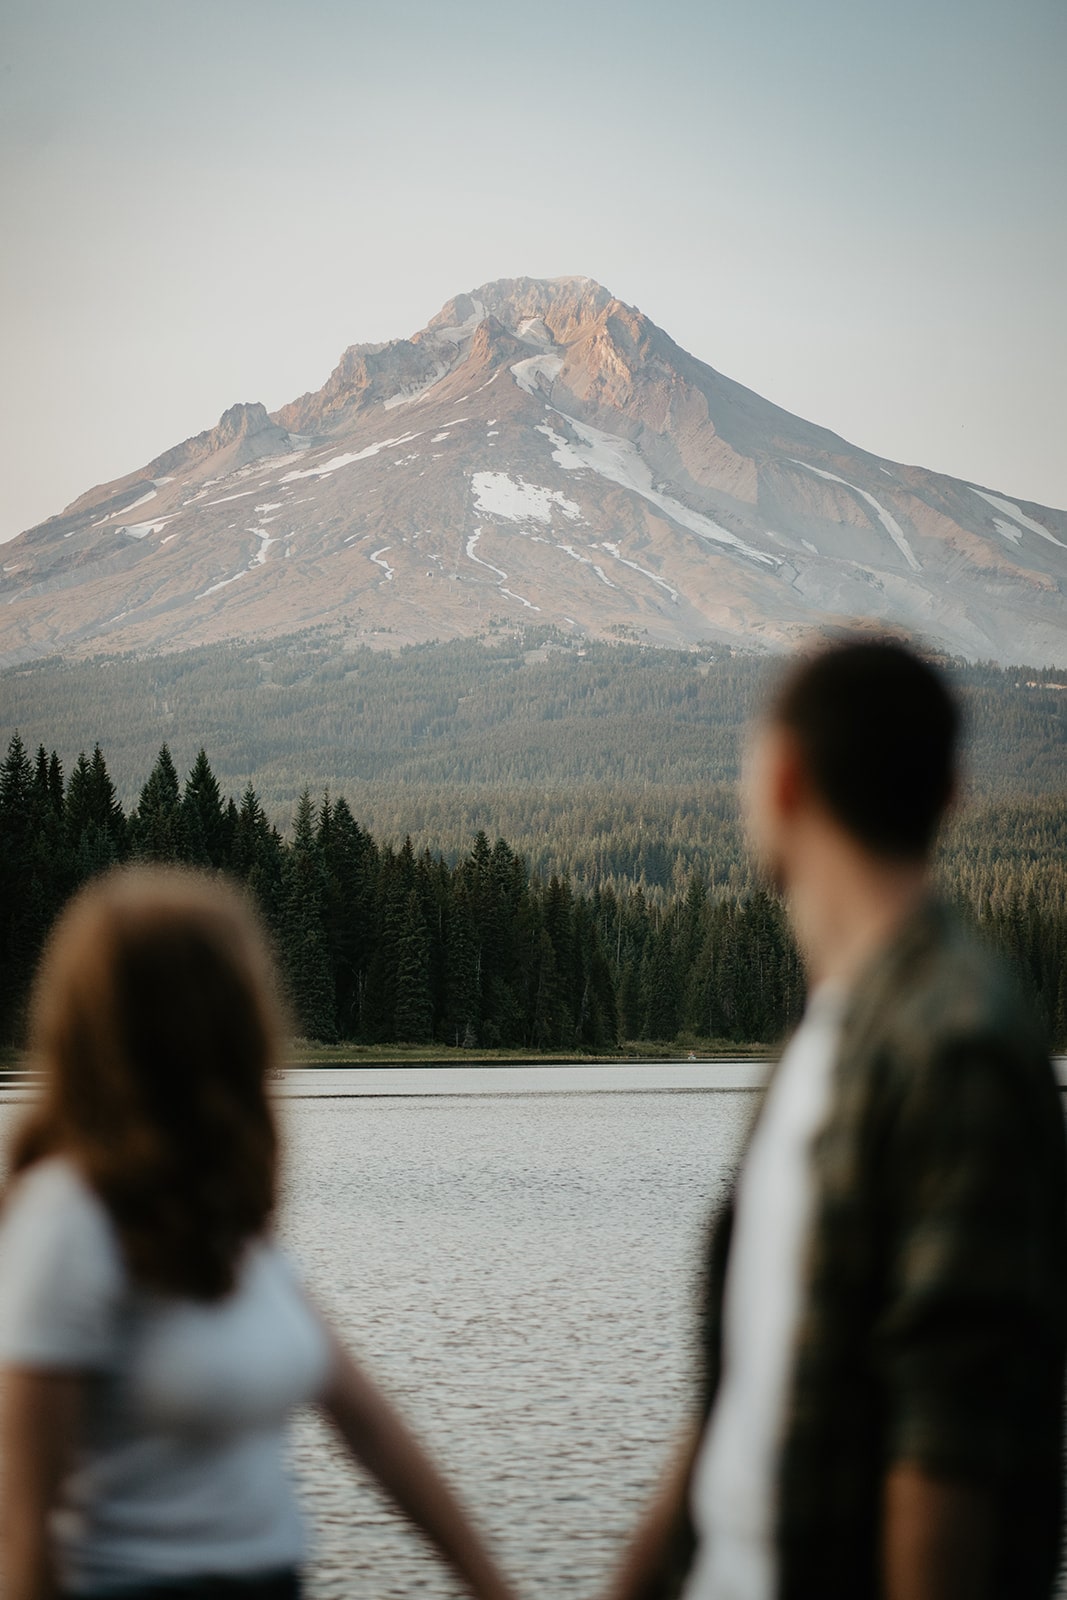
[3,1154,114,1243]
[0,1156,126,1368]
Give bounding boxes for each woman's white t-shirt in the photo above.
[0,1157,334,1595]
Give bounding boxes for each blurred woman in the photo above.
[0,867,518,1600]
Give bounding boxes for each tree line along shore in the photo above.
[2,733,1064,1054]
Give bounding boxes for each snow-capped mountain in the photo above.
[3,275,1065,665]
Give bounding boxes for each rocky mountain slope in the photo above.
[3,275,1065,665]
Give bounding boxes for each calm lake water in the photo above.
[279,1089,752,1600]
[0,1078,1062,1598]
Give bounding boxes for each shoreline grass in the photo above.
[1,1039,777,1072]
[283,1037,777,1066]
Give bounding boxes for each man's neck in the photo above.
[786,835,932,992]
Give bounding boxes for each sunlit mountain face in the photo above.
[3,275,1065,667]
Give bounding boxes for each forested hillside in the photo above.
[1,631,1063,895]
[2,734,1064,1052]
[3,632,1065,801]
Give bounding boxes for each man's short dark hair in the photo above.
[770,637,960,860]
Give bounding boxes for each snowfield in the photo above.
[249,527,277,566]
[471,471,581,525]
[555,543,617,588]
[369,547,395,582]
[535,419,776,567]
[969,488,1067,549]
[600,541,679,602]
[382,361,453,411]
[197,570,246,598]
[465,528,507,582]
[511,354,565,396]
[101,488,157,521]
[279,434,421,482]
[463,527,539,611]
[789,460,921,572]
[121,518,172,539]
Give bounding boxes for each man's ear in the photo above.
[771,725,808,821]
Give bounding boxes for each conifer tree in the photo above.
[394,888,432,1043]
[0,734,51,1040]
[530,926,561,1049]
[44,751,62,812]
[642,916,681,1040]
[182,748,228,869]
[280,790,336,1042]
[130,745,186,861]
[318,792,377,1038]
[444,883,481,1047]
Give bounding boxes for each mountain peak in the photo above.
[441,276,616,348]
[3,273,1065,668]
[432,274,609,317]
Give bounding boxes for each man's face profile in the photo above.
[742,720,793,895]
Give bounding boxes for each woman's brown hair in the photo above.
[8,867,284,1300]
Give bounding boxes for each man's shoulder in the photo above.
[849,900,1047,1082]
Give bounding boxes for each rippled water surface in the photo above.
[3,1082,1060,1598]
[277,1090,753,1599]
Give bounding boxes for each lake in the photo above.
[0,1074,1063,1598]
[279,1086,752,1599]
[0,1076,752,1599]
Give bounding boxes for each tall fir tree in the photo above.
[182,749,229,869]
[130,746,186,861]
[279,790,337,1042]
[394,888,433,1043]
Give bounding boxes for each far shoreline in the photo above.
[0,1041,777,1073]
[282,1040,778,1069]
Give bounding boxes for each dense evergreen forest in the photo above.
[2,732,1064,1052]
[2,631,1064,900]
[2,631,1064,805]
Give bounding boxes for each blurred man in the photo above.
[610,637,1066,1600]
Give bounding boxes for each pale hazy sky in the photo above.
[2,0,1064,543]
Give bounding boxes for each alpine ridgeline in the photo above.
[4,276,1065,666]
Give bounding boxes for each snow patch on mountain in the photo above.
[383,361,454,411]
[516,317,555,348]
[250,528,277,566]
[471,471,581,525]
[969,488,1067,549]
[280,434,421,482]
[511,354,565,397]
[429,300,486,345]
[600,542,680,602]
[198,570,247,598]
[121,518,172,539]
[555,542,617,588]
[94,488,158,527]
[789,460,921,572]
[465,528,507,582]
[501,587,540,611]
[537,421,775,567]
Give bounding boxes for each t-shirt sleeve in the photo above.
[0,1161,124,1371]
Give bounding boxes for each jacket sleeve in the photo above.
[873,1031,1067,1483]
